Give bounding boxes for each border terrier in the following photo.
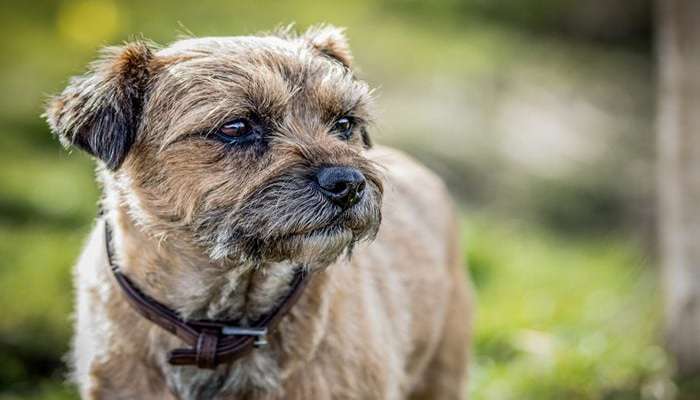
[44,25,472,399]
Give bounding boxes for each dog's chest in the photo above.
[165,351,282,399]
[162,264,298,399]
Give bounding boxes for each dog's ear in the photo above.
[44,41,155,170]
[303,25,353,68]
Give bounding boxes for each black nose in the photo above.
[315,166,367,208]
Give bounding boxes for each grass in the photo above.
[465,216,670,400]
[0,134,92,399]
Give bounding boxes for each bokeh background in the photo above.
[0,0,683,399]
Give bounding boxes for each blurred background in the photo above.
[1,0,694,399]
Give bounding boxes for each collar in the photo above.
[104,220,313,369]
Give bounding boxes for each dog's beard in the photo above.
[194,175,382,266]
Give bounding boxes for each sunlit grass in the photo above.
[465,215,671,400]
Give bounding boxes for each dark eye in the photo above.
[214,118,262,144]
[217,118,252,139]
[333,117,354,140]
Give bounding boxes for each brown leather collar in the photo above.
[104,220,313,369]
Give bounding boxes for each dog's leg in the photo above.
[411,272,472,399]
[409,220,473,400]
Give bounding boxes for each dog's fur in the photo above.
[44,26,472,399]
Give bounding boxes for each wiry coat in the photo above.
[45,26,472,399]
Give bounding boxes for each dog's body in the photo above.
[46,27,472,399]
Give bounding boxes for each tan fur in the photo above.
[45,26,472,399]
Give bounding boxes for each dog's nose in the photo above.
[315,166,366,208]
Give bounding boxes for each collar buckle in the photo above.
[221,326,268,347]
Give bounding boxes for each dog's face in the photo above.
[45,26,383,266]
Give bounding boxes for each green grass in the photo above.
[0,126,94,399]
[465,216,670,400]
[0,382,76,400]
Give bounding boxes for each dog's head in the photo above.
[45,26,383,266]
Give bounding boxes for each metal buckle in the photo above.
[221,326,268,347]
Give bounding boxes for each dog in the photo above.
[44,25,472,399]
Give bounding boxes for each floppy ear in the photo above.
[303,25,353,68]
[44,41,155,170]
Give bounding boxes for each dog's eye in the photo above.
[332,117,354,140]
[219,119,252,138]
[214,118,258,144]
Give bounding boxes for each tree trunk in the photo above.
[658,0,700,377]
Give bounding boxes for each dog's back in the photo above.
[374,147,472,399]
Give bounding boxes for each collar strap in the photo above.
[104,221,313,369]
